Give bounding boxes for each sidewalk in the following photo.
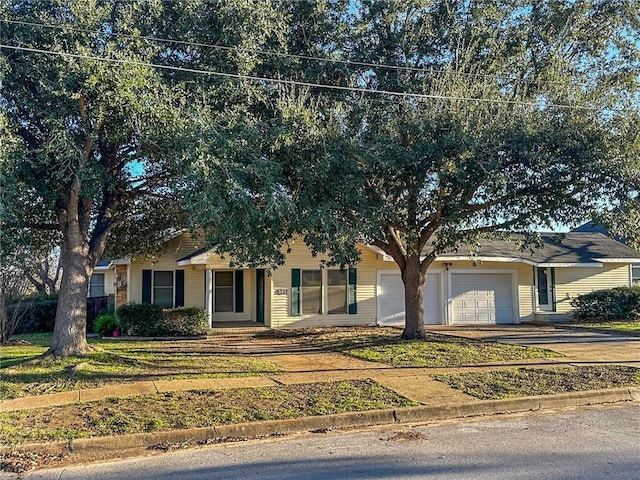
[1,326,638,458]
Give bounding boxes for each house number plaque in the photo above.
[274,288,288,295]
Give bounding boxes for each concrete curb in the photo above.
[3,387,637,457]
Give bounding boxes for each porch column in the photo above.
[205,269,213,328]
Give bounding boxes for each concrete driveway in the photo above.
[426,325,640,366]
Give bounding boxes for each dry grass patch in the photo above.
[433,365,640,399]
[0,380,417,446]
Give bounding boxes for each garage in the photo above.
[378,271,442,326]
[450,272,515,324]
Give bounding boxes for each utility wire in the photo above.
[1,17,581,86]
[0,42,616,112]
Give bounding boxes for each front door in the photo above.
[536,267,554,311]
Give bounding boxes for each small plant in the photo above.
[94,314,119,337]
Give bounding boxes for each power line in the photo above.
[0,42,617,112]
[1,17,577,86]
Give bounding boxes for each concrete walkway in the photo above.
[1,326,638,414]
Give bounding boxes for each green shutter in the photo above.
[291,269,301,316]
[348,268,357,314]
[175,270,185,307]
[142,270,152,304]
[235,270,244,313]
[550,267,556,312]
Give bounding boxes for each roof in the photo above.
[177,247,209,264]
[94,258,114,269]
[437,232,640,266]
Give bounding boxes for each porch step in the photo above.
[207,323,272,336]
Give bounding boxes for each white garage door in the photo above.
[450,273,515,324]
[378,272,441,326]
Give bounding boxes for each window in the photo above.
[153,271,174,307]
[301,270,322,314]
[89,273,105,297]
[327,270,347,314]
[291,268,356,316]
[633,265,640,284]
[215,271,234,312]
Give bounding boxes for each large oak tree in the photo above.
[186,0,640,339]
[0,0,285,356]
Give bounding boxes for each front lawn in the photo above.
[283,327,562,367]
[433,365,640,399]
[578,321,640,333]
[0,335,281,399]
[0,379,417,445]
[276,327,563,367]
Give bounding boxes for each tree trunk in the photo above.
[45,182,96,358]
[401,254,427,340]
[46,241,92,357]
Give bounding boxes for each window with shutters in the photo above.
[153,271,174,307]
[215,271,234,312]
[291,268,356,316]
[301,270,322,314]
[327,270,347,314]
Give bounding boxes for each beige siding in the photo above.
[270,241,390,328]
[128,233,205,309]
[555,264,631,313]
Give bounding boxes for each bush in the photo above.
[94,314,119,337]
[571,286,640,321]
[16,298,58,333]
[162,307,209,336]
[115,304,208,337]
[116,303,164,336]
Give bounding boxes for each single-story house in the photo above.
[109,231,640,328]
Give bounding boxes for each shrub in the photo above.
[94,314,119,337]
[115,304,208,337]
[162,307,209,336]
[116,304,164,336]
[571,286,640,321]
[23,298,57,333]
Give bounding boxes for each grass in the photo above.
[0,379,418,445]
[577,321,640,332]
[0,334,281,399]
[433,365,640,400]
[282,327,562,367]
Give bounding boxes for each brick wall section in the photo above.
[115,264,128,308]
